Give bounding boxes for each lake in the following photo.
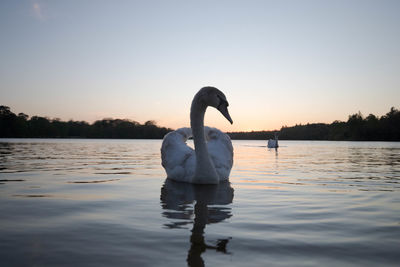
[0,139,399,266]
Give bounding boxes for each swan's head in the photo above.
[198,86,233,124]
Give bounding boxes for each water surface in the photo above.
[0,139,399,266]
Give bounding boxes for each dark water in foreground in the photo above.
[0,139,399,266]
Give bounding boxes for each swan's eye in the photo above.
[217,95,228,108]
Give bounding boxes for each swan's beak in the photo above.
[218,105,233,124]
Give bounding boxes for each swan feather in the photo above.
[161,126,233,183]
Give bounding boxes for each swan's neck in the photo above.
[190,97,219,184]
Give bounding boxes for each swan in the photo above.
[267,132,279,148]
[161,87,233,184]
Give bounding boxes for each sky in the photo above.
[0,0,399,132]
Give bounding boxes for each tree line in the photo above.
[0,105,171,139]
[1,105,399,140]
[228,107,400,141]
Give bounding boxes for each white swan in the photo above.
[161,87,233,184]
[267,132,279,148]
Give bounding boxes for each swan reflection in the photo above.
[160,179,234,266]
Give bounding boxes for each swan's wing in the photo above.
[205,127,234,181]
[161,128,195,182]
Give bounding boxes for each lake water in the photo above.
[0,139,399,266]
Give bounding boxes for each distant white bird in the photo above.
[161,87,233,184]
[268,133,279,148]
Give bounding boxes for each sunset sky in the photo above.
[1,0,399,132]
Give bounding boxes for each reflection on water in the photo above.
[67,178,121,184]
[234,141,400,193]
[0,139,162,178]
[0,139,399,266]
[161,179,234,266]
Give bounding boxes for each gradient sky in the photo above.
[1,0,399,132]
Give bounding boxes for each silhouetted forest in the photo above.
[0,106,171,139]
[1,105,399,140]
[228,107,400,141]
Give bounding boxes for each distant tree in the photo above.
[0,105,12,115]
[230,107,399,141]
[364,114,379,140]
[29,116,52,137]
[347,111,364,140]
[0,105,17,137]
[18,113,29,120]
[380,107,400,140]
[144,120,156,126]
[0,105,398,140]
